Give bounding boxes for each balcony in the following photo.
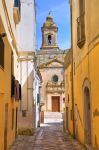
[46,81,65,94]
[13,0,21,24]
[77,14,85,48]
[11,75,21,100]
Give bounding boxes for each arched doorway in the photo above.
[83,86,92,146]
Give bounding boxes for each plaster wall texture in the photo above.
[18,0,36,51]
[71,0,99,147]
[0,0,20,149]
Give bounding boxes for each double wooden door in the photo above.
[52,96,60,112]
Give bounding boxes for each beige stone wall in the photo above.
[40,66,65,112]
[37,52,66,65]
[46,93,65,112]
[18,52,35,129]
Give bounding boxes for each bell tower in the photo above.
[41,13,59,50]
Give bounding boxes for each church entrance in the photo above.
[52,96,60,112]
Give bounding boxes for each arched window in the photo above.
[48,35,51,45]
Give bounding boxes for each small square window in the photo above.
[22,110,27,117]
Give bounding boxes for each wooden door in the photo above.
[4,103,8,150]
[52,96,60,112]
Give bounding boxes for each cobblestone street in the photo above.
[10,121,85,150]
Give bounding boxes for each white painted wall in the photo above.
[33,71,41,128]
[18,0,36,51]
[17,0,36,129]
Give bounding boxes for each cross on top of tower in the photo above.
[48,11,52,16]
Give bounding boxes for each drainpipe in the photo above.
[27,60,28,111]
[70,0,75,138]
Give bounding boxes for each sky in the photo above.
[36,0,71,50]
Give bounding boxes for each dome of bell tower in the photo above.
[43,12,57,28]
[41,12,59,50]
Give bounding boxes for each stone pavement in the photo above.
[10,122,86,150]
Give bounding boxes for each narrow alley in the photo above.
[10,121,85,150]
[0,0,99,149]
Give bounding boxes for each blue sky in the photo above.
[36,0,71,50]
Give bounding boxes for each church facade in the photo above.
[37,14,67,112]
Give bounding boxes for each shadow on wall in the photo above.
[94,135,99,150]
[21,70,33,110]
[18,70,34,129]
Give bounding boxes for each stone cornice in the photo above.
[88,35,99,52]
[38,58,64,69]
[17,51,35,62]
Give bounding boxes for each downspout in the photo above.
[20,61,22,111]
[70,0,75,138]
[27,60,28,111]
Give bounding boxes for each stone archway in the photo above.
[83,79,92,147]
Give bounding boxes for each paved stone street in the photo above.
[10,121,85,150]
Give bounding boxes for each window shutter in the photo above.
[0,35,4,68]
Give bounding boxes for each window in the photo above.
[52,75,58,83]
[14,0,21,12]
[19,84,21,100]
[13,0,21,24]
[11,75,15,97]
[48,35,51,45]
[22,110,27,117]
[0,35,4,69]
[79,0,85,16]
[77,0,85,48]
[37,93,40,104]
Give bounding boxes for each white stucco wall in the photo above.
[33,72,41,128]
[18,0,36,51]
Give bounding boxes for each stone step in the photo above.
[44,112,63,119]
[85,144,92,150]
